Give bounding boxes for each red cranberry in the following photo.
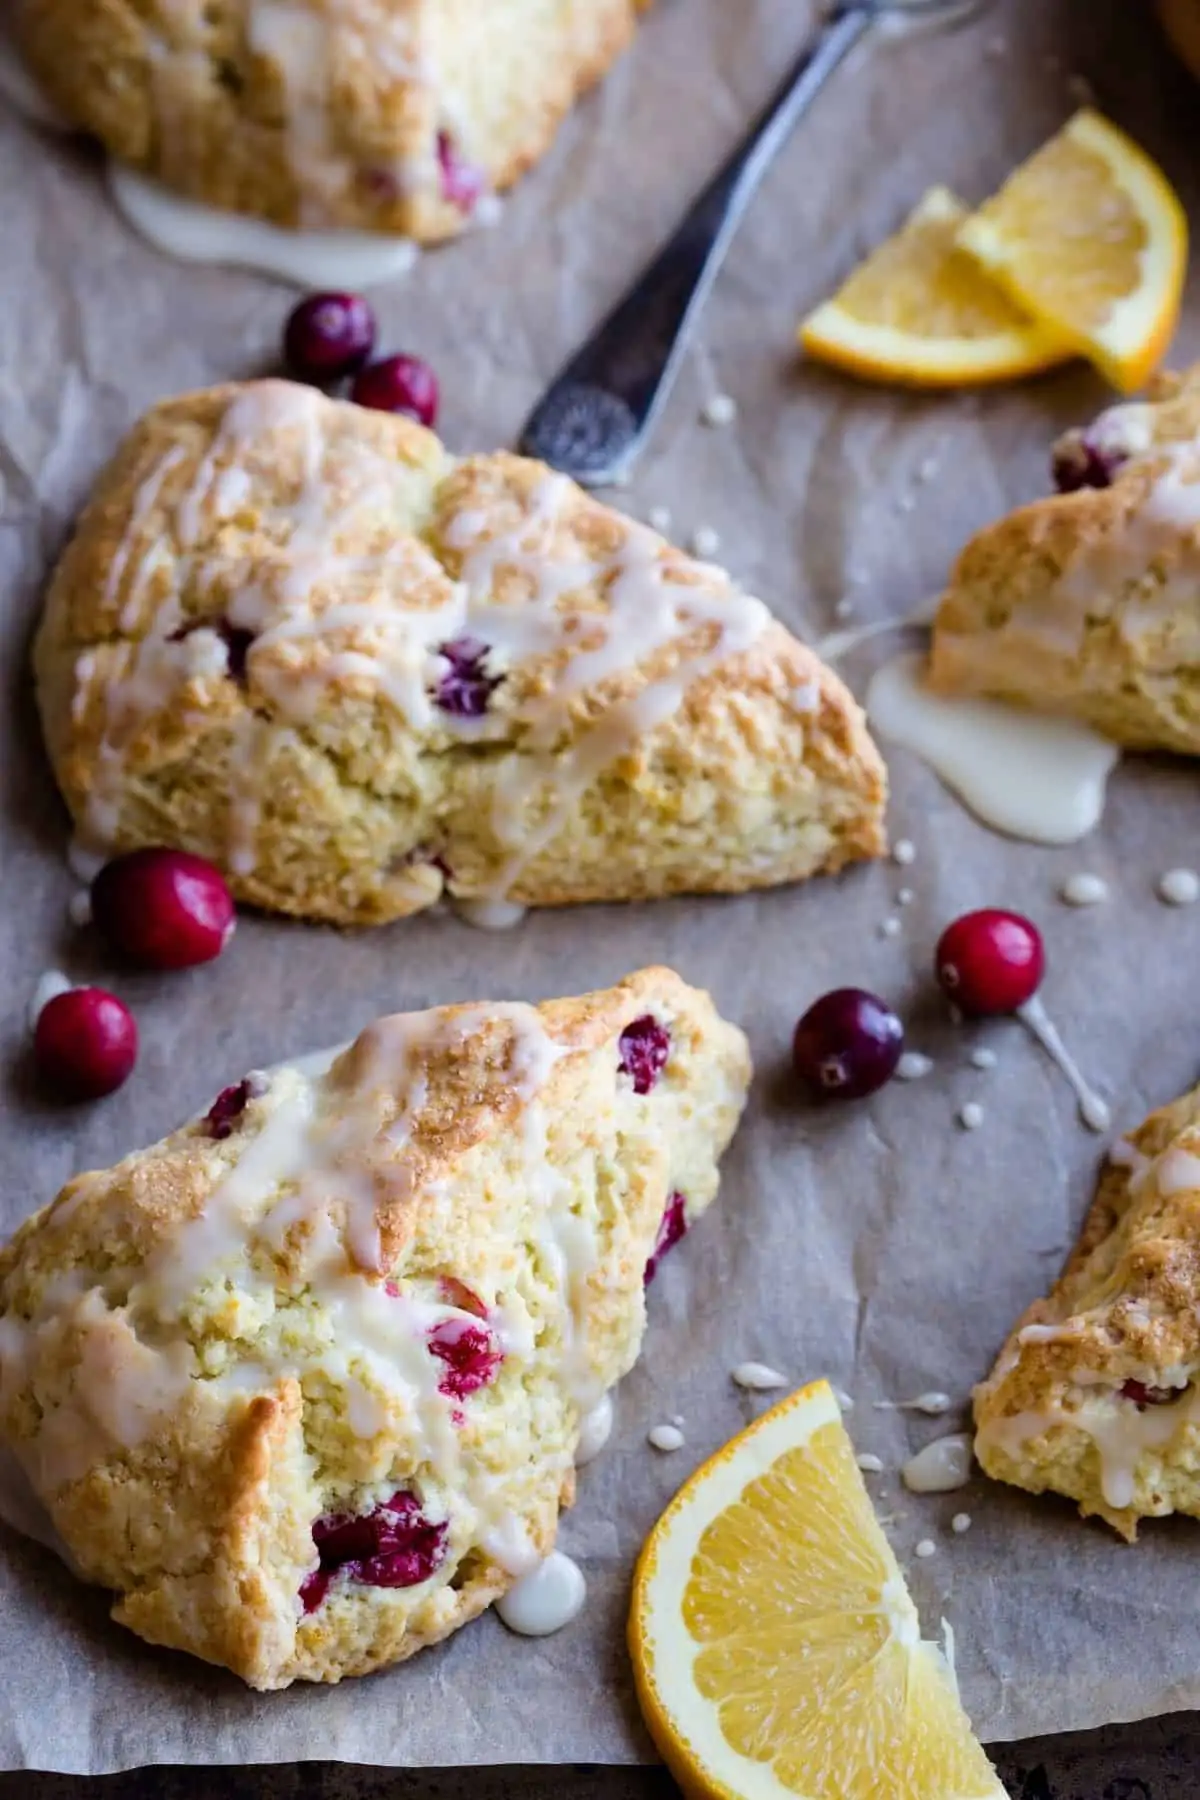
[351,354,439,428]
[284,291,376,383]
[618,1017,671,1095]
[935,909,1044,1017]
[428,1317,503,1400]
[434,637,501,717]
[644,1191,688,1285]
[91,848,235,970]
[302,1490,448,1610]
[1120,1379,1179,1409]
[34,987,138,1100]
[437,131,484,212]
[438,1276,488,1317]
[792,988,904,1101]
[202,1078,257,1139]
[1051,430,1124,493]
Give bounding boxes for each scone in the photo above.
[1160,0,1200,86]
[930,363,1200,755]
[35,379,887,926]
[0,967,751,1687]
[12,0,648,242]
[974,1077,1200,1540]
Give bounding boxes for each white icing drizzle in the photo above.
[969,1046,997,1071]
[495,1550,586,1637]
[452,898,528,932]
[951,1511,971,1534]
[814,596,938,665]
[914,1538,937,1559]
[1017,996,1110,1132]
[1155,1147,1200,1197]
[574,1394,614,1467]
[901,1433,973,1494]
[957,1102,984,1132]
[82,383,768,901]
[867,653,1119,846]
[731,1361,788,1392]
[647,1423,685,1452]
[855,1451,884,1474]
[896,1051,934,1082]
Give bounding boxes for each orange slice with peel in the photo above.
[957,109,1187,394]
[799,186,1071,388]
[629,1379,1003,1800]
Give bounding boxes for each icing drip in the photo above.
[977,1381,1200,1514]
[495,1550,586,1636]
[79,383,768,897]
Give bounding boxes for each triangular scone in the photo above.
[0,968,750,1688]
[930,363,1200,755]
[974,1078,1200,1540]
[14,1,650,242]
[34,380,886,926]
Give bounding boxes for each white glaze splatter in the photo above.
[495,1551,587,1637]
[856,1452,884,1474]
[691,526,721,560]
[1018,995,1110,1132]
[28,970,72,1033]
[969,1046,997,1071]
[648,1424,685,1452]
[701,394,738,427]
[893,839,917,866]
[1158,868,1200,907]
[452,897,528,932]
[876,1391,954,1416]
[952,1512,972,1534]
[1060,872,1109,907]
[647,506,672,535]
[902,1433,973,1494]
[914,1538,937,1559]
[879,916,901,939]
[957,1101,985,1131]
[896,1052,934,1082]
[731,1362,788,1392]
[867,653,1119,846]
[109,164,421,288]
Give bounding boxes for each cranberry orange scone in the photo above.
[12,0,649,242]
[35,380,886,926]
[975,1077,1200,1541]
[0,967,750,1686]
[930,363,1200,755]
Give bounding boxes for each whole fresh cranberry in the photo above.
[1120,1379,1179,1409]
[284,291,376,383]
[434,637,501,717]
[428,1316,503,1400]
[437,131,484,212]
[91,848,236,970]
[301,1490,448,1611]
[935,909,1044,1017]
[618,1017,671,1095]
[351,354,439,428]
[34,987,138,1100]
[644,1191,688,1285]
[792,988,904,1101]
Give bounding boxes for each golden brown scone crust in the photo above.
[931,364,1200,754]
[974,1079,1200,1540]
[34,379,887,926]
[0,967,751,1687]
[13,0,650,240]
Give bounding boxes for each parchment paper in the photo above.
[4,0,1200,1774]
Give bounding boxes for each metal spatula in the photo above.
[519,0,989,486]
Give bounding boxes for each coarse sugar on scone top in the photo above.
[12,0,650,241]
[930,362,1200,755]
[35,380,886,926]
[974,1076,1200,1541]
[0,967,751,1687]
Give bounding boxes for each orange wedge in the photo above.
[957,109,1187,394]
[799,187,1071,388]
[629,1380,1004,1800]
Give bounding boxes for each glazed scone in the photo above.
[35,379,887,927]
[0,967,750,1687]
[975,1078,1200,1541]
[12,0,649,241]
[930,364,1200,755]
